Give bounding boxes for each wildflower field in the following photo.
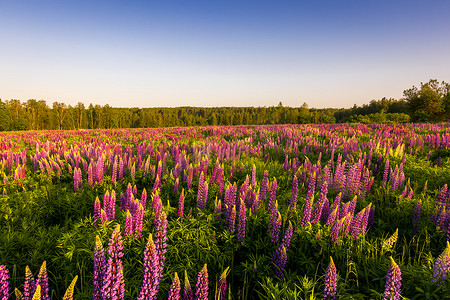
[0,123,450,299]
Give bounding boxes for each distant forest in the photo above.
[1,79,449,131]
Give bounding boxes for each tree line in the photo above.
[1,79,449,131]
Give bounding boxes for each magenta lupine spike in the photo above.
[93,235,106,300]
[251,191,259,215]
[271,246,287,279]
[237,198,246,242]
[215,267,229,300]
[102,225,125,300]
[94,197,101,222]
[383,257,402,300]
[195,264,209,300]
[183,270,194,300]
[111,158,118,183]
[103,190,111,218]
[288,175,299,214]
[312,181,328,224]
[176,188,185,218]
[138,234,160,300]
[0,265,10,300]
[301,194,315,228]
[153,192,162,225]
[228,205,236,232]
[134,203,145,239]
[174,178,180,194]
[23,266,36,300]
[326,205,339,226]
[433,241,450,286]
[259,170,269,204]
[100,209,108,223]
[323,257,337,300]
[196,180,205,210]
[36,262,49,300]
[155,211,168,282]
[140,188,147,209]
[251,164,256,187]
[202,182,209,210]
[124,210,133,237]
[331,218,344,244]
[168,272,181,300]
[131,162,136,180]
[109,190,116,221]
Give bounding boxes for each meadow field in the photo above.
[0,123,449,299]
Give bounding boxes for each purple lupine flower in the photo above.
[412,199,422,233]
[270,211,282,243]
[251,164,257,187]
[331,218,344,244]
[433,241,450,286]
[183,271,194,300]
[111,158,118,183]
[383,257,402,300]
[195,264,209,300]
[259,170,269,204]
[138,234,160,300]
[174,178,180,195]
[237,198,246,243]
[155,211,168,282]
[301,172,316,227]
[124,210,133,237]
[178,189,185,218]
[134,203,145,239]
[228,205,236,232]
[312,181,328,224]
[326,206,339,227]
[153,192,163,225]
[103,191,110,218]
[94,197,101,222]
[23,266,36,300]
[215,267,229,300]
[281,221,293,250]
[0,265,10,300]
[251,191,259,215]
[130,162,136,180]
[93,235,106,300]
[323,257,337,300]
[268,177,277,213]
[140,188,147,210]
[102,225,125,300]
[288,175,299,214]
[100,209,108,223]
[168,272,181,300]
[271,246,287,279]
[214,198,222,220]
[187,165,194,190]
[108,190,116,221]
[36,261,49,300]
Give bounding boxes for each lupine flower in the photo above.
[155,211,168,282]
[382,159,389,188]
[214,198,222,220]
[93,236,106,300]
[412,199,422,233]
[100,209,108,223]
[94,197,101,222]
[237,198,246,242]
[215,267,229,300]
[36,262,49,300]
[124,210,133,237]
[383,257,402,300]
[178,189,185,218]
[288,175,299,214]
[134,203,145,239]
[268,177,277,213]
[270,211,282,243]
[168,272,181,300]
[228,205,236,232]
[301,172,316,227]
[23,266,36,300]
[323,257,337,300]
[102,225,125,300]
[259,170,269,204]
[433,241,450,286]
[138,234,160,300]
[31,285,41,300]
[312,181,328,224]
[195,264,209,300]
[331,218,344,244]
[183,270,194,300]
[271,246,287,279]
[174,178,180,194]
[62,276,78,300]
[0,265,10,300]
[281,221,293,250]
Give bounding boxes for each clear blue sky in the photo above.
[1,0,449,108]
